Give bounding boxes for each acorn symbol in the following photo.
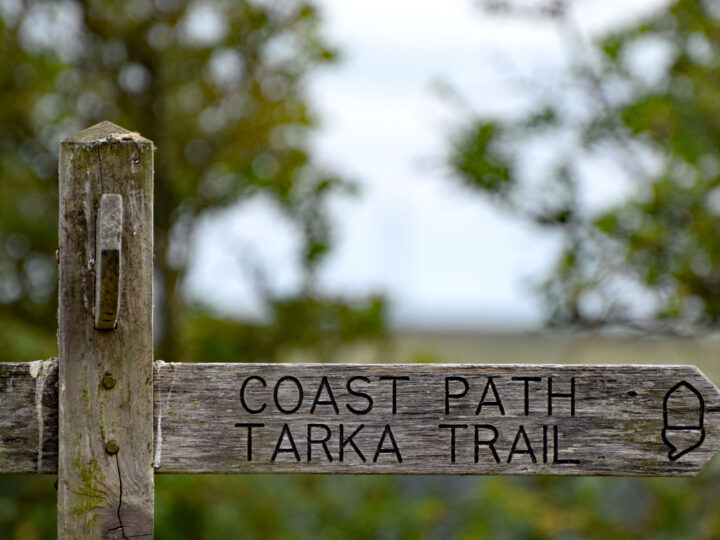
[662,381,705,461]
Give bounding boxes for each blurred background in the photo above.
[2,0,720,537]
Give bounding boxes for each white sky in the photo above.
[186,0,669,331]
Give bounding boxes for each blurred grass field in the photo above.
[293,330,720,383]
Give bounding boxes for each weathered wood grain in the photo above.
[2,361,719,477]
[153,363,720,476]
[58,122,154,539]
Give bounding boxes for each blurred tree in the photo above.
[449,0,720,333]
[0,0,384,363]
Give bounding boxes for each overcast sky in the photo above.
[186,0,670,331]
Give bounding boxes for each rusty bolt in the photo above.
[105,439,119,455]
[101,373,116,389]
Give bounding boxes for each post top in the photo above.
[62,121,151,145]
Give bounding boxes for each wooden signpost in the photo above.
[1,122,720,538]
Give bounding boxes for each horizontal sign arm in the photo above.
[2,361,719,476]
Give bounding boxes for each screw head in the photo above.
[101,373,116,389]
[105,439,119,454]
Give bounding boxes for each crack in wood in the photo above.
[113,453,128,540]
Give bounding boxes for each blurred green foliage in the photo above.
[451,0,720,332]
[187,296,385,363]
[5,467,720,539]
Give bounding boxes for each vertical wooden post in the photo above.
[58,122,154,538]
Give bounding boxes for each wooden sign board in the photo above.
[153,363,720,476]
[3,360,719,477]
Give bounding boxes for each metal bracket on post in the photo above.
[95,194,123,330]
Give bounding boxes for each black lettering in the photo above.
[543,424,548,464]
[271,424,301,462]
[234,423,264,462]
[553,425,580,464]
[307,423,333,462]
[548,377,575,416]
[439,424,468,463]
[474,424,500,463]
[511,376,540,416]
[274,376,303,414]
[445,376,469,415]
[339,424,366,462]
[475,376,505,415]
[346,376,373,415]
[507,425,536,463]
[240,376,267,414]
[379,376,409,414]
[373,424,403,463]
[310,376,339,414]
